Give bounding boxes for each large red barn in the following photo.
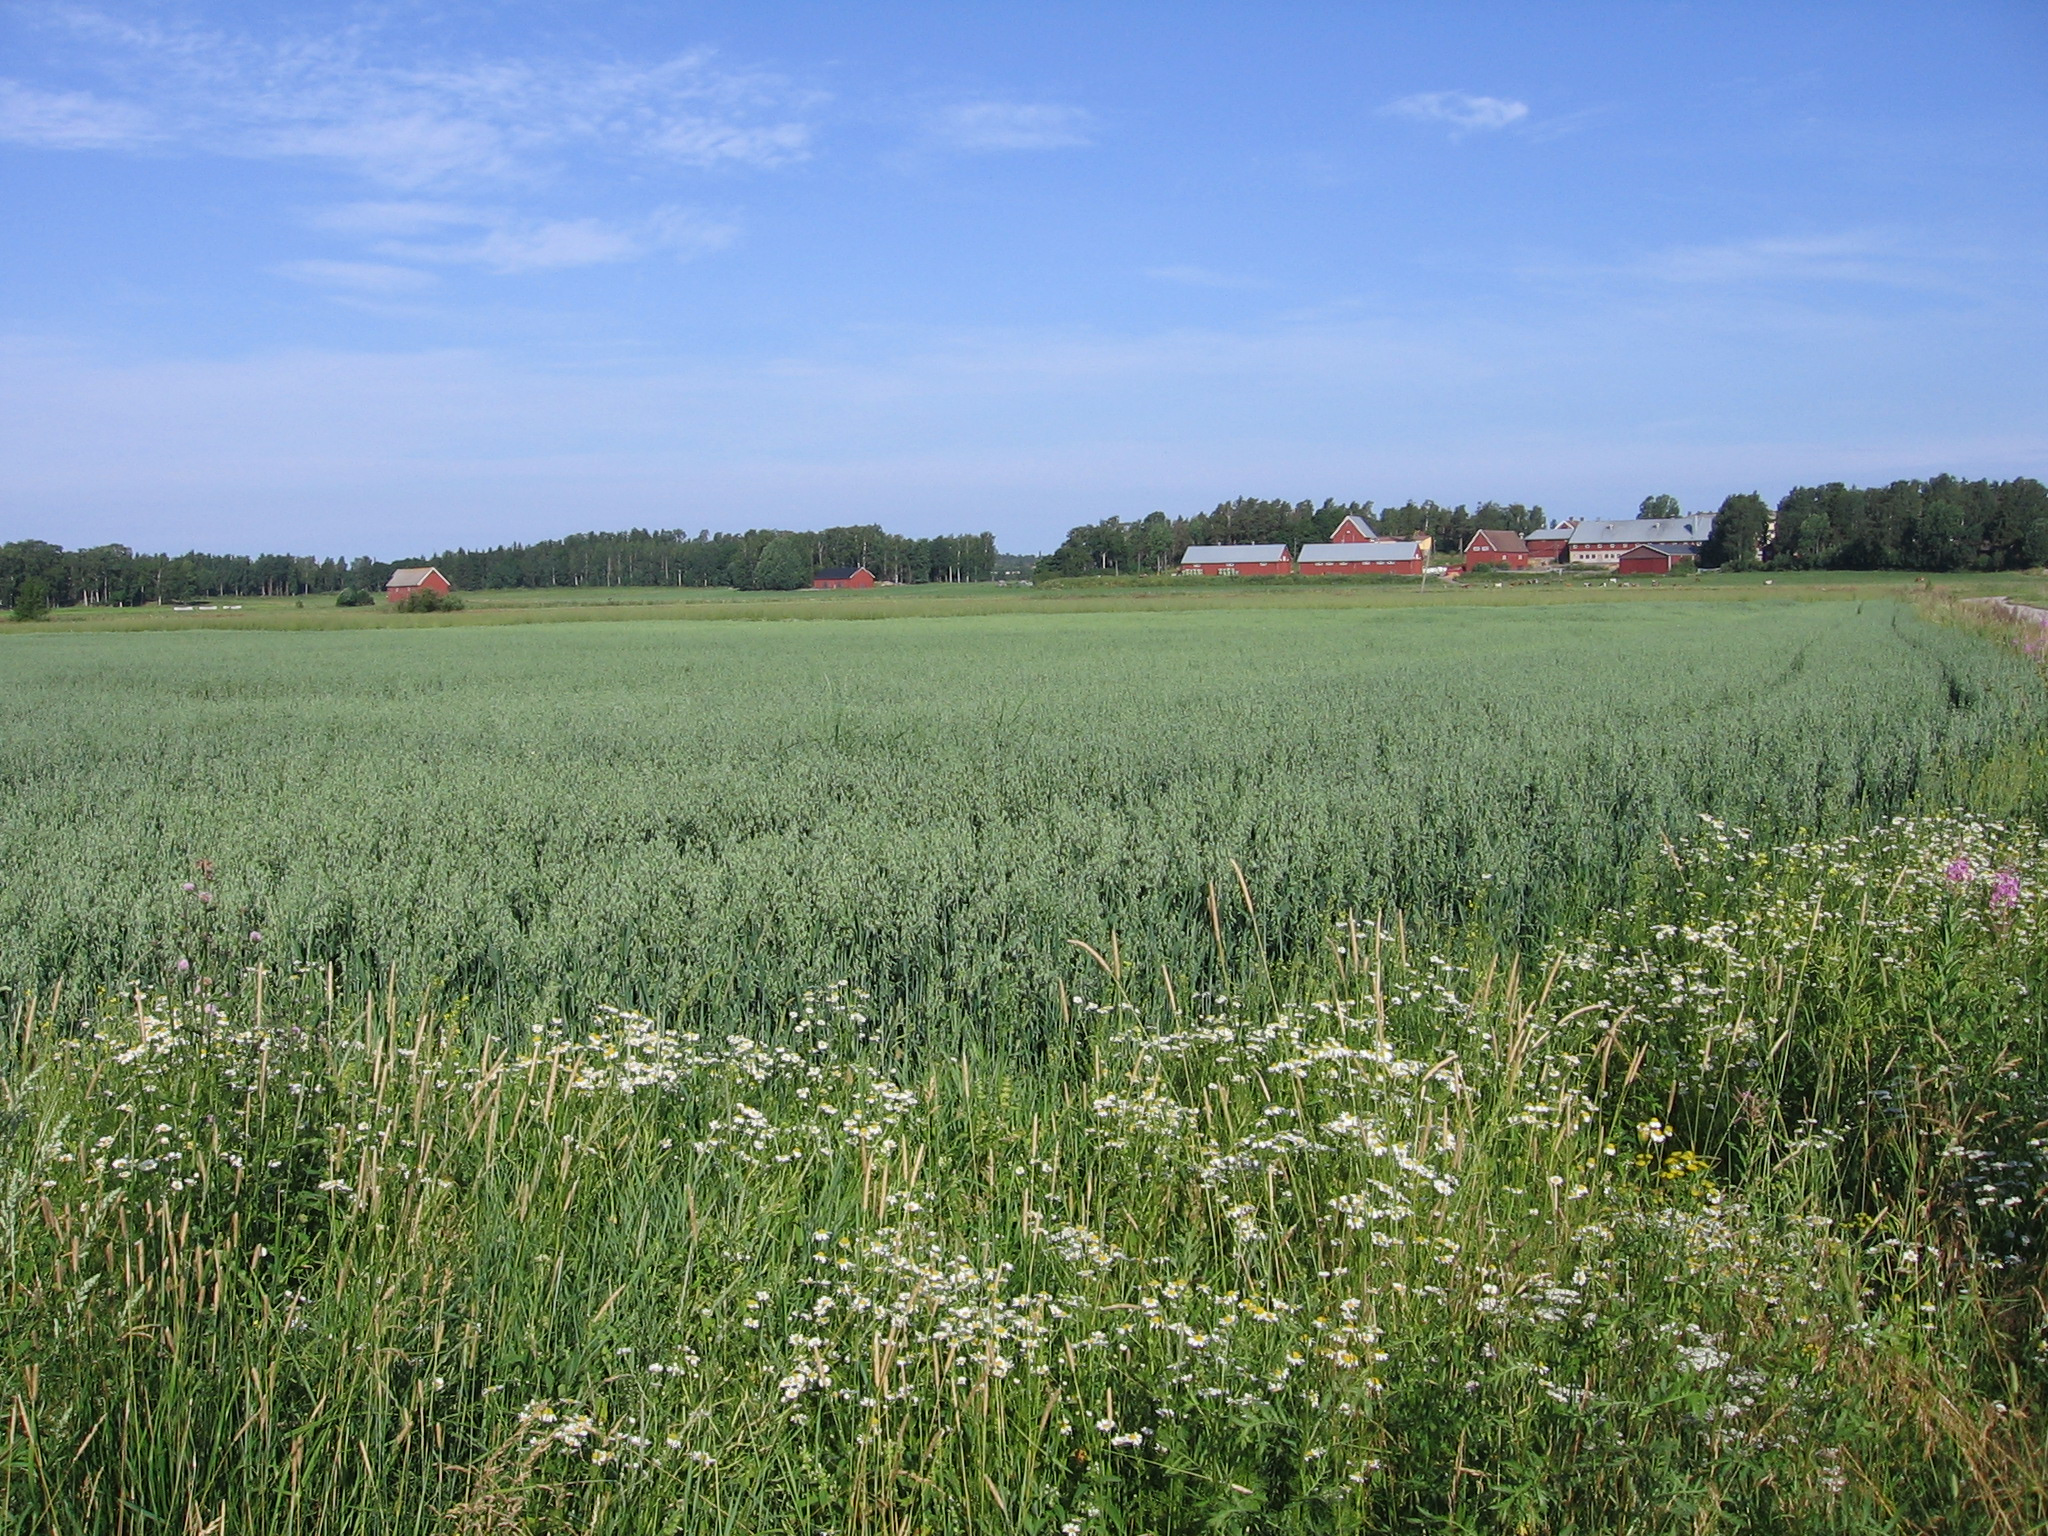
[1295,540,1424,576]
[1178,544,1294,576]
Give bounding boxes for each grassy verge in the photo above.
[4,809,2045,1533]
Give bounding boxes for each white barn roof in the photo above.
[1180,544,1290,563]
[386,566,444,587]
[1297,541,1420,563]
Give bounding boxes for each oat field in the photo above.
[3,596,2047,1533]
[0,600,2037,1035]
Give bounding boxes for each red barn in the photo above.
[1616,543,1695,576]
[1525,530,1571,564]
[1462,530,1531,569]
[1328,515,1432,557]
[813,565,876,589]
[1179,544,1293,576]
[385,566,452,603]
[1295,540,1424,576]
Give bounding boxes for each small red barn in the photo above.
[1179,544,1293,576]
[1616,543,1695,576]
[1524,530,1571,564]
[1463,530,1531,569]
[385,566,452,603]
[1295,540,1425,577]
[813,565,876,590]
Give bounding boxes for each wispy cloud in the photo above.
[312,201,735,274]
[653,118,810,168]
[1383,91,1528,135]
[1143,265,1266,290]
[14,13,819,188]
[1624,233,1919,286]
[932,101,1093,151]
[274,259,436,294]
[0,78,154,147]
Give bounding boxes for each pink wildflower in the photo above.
[249,930,263,943]
[175,957,190,973]
[1944,857,1973,883]
[1991,872,2021,909]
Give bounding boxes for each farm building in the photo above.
[1525,528,1573,563]
[1329,515,1432,557]
[384,567,451,603]
[1616,543,1697,576]
[1566,514,1716,567]
[813,565,876,590]
[1295,541,1424,577]
[1179,544,1293,576]
[1462,530,1531,568]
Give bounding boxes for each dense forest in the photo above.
[1703,475,2048,572]
[1035,497,1547,576]
[0,525,1001,609]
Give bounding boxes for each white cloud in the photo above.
[1383,91,1528,134]
[312,201,735,274]
[1626,233,1914,286]
[0,78,154,147]
[933,101,1093,151]
[9,16,820,188]
[653,117,811,168]
[274,259,435,294]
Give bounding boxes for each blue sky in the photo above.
[2,2,2044,557]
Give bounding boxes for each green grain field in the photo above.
[4,593,2048,1533]
[1,599,2038,1030]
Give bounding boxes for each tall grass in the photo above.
[0,602,2038,1048]
[4,810,2045,1533]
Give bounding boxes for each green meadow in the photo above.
[3,590,2047,1532]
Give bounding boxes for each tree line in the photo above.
[0,525,1002,609]
[1036,498,1548,577]
[1700,476,2048,572]
[1042,477,2048,578]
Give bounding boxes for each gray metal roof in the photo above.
[1297,541,1420,562]
[386,567,442,585]
[1568,515,1714,545]
[1180,544,1291,562]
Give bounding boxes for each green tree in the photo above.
[1639,494,1682,521]
[753,537,812,590]
[11,575,50,622]
[1699,493,1770,569]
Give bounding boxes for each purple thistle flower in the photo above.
[249,930,263,943]
[1991,872,2022,910]
[182,881,196,892]
[175,957,190,973]
[1945,857,1973,884]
